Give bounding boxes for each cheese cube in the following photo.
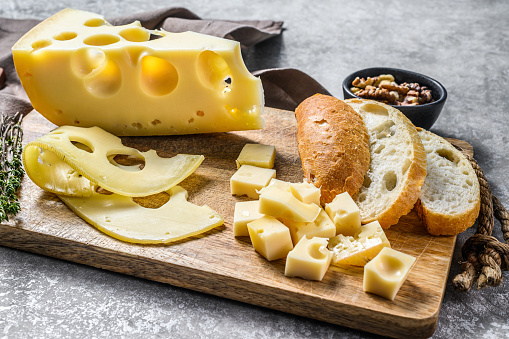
[290,181,321,205]
[233,200,263,237]
[281,209,336,245]
[363,247,416,301]
[236,143,276,169]
[258,185,321,223]
[285,236,332,281]
[325,192,361,236]
[328,221,390,266]
[12,9,264,136]
[230,165,276,199]
[267,178,291,191]
[247,216,293,261]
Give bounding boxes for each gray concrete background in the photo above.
[1,0,508,338]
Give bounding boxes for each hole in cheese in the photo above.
[376,254,405,279]
[96,186,113,195]
[53,32,78,41]
[72,48,106,77]
[31,39,52,52]
[84,59,122,97]
[149,33,165,40]
[141,55,179,96]
[383,171,397,192]
[83,34,120,46]
[308,242,327,260]
[197,50,233,92]
[84,18,106,27]
[119,27,150,42]
[108,153,146,171]
[132,191,171,209]
[70,140,93,153]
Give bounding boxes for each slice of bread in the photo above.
[415,128,480,235]
[295,94,370,205]
[345,99,427,229]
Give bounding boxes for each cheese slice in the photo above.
[59,186,223,244]
[23,125,204,197]
[12,8,264,136]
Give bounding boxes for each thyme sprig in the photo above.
[1,112,24,223]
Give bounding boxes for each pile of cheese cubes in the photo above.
[230,143,416,300]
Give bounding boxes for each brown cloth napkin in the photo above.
[0,7,331,120]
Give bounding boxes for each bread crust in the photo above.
[295,94,370,205]
[345,99,427,229]
[415,129,481,235]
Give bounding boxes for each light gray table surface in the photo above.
[1,0,508,338]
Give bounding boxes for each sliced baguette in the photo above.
[415,129,480,235]
[295,94,370,205]
[345,99,427,229]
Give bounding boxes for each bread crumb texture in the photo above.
[345,99,427,229]
[416,129,480,235]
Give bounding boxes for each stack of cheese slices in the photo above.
[295,95,480,236]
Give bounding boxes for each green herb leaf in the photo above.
[0,112,24,223]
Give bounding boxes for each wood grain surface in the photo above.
[0,108,473,338]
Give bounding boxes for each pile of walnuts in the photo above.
[350,74,434,106]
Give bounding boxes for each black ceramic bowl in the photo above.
[342,67,447,130]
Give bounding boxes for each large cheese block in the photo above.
[12,8,265,136]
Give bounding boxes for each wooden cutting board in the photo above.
[0,107,473,338]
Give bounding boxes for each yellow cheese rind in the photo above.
[285,236,333,281]
[12,8,264,136]
[363,247,416,301]
[59,186,224,244]
[328,221,390,266]
[22,125,204,197]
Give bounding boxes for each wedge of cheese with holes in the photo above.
[59,186,224,244]
[12,8,264,136]
[22,125,204,197]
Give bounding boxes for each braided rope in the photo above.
[452,153,509,291]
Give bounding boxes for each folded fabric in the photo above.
[0,7,330,121]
